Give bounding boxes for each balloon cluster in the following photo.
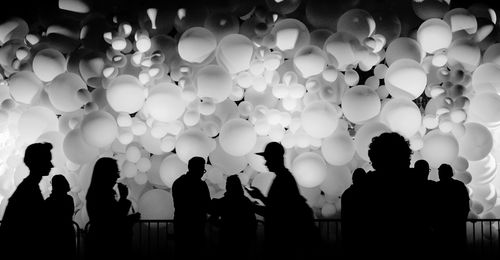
[0,0,500,226]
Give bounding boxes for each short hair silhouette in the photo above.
[256,142,285,158]
[188,157,206,177]
[438,164,454,180]
[368,132,412,171]
[24,142,53,170]
[352,168,366,184]
[51,175,70,193]
[415,159,430,179]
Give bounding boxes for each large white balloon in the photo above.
[8,71,43,104]
[320,165,352,198]
[106,75,146,113]
[341,85,381,124]
[292,152,327,188]
[209,139,248,174]
[144,82,186,122]
[32,48,67,82]
[48,72,87,112]
[196,65,232,103]
[17,106,59,144]
[175,128,216,163]
[159,154,187,188]
[178,27,217,64]
[219,118,257,156]
[301,101,339,138]
[321,130,355,166]
[354,122,391,161]
[458,123,493,161]
[421,130,459,168]
[293,45,327,78]
[468,92,500,125]
[80,111,118,148]
[379,98,422,138]
[417,18,452,54]
[385,59,427,100]
[216,34,254,74]
[63,128,99,164]
[138,189,174,219]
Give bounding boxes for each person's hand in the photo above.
[117,183,129,198]
[246,186,265,200]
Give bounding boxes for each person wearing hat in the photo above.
[247,142,318,260]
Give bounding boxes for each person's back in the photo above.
[341,168,367,258]
[0,143,53,259]
[210,175,257,260]
[435,164,470,258]
[172,157,210,259]
[45,175,76,260]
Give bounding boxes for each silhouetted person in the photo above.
[85,157,135,260]
[172,156,211,260]
[247,142,318,260]
[209,175,257,260]
[0,142,53,259]
[116,182,140,257]
[411,159,438,256]
[435,164,470,258]
[341,168,366,258]
[45,174,76,260]
[366,132,417,258]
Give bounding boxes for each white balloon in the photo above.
[80,111,118,148]
[385,59,427,100]
[379,98,422,138]
[321,131,355,166]
[196,65,232,103]
[219,118,257,156]
[301,101,339,138]
[106,75,146,113]
[159,154,187,188]
[138,189,174,219]
[175,128,215,163]
[8,71,43,104]
[178,27,217,64]
[417,18,452,54]
[63,128,99,164]
[341,85,381,124]
[32,48,67,82]
[17,106,59,144]
[320,165,352,198]
[144,82,186,122]
[421,130,459,168]
[458,123,493,161]
[216,34,254,74]
[209,139,248,174]
[291,152,327,188]
[354,122,391,161]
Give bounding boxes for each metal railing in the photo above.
[2,219,500,259]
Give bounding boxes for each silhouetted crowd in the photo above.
[0,132,470,260]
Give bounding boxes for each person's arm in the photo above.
[246,186,267,205]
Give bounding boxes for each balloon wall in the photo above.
[0,0,500,225]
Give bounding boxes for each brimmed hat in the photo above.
[256,142,285,157]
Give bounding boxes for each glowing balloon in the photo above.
[354,122,391,161]
[468,92,500,125]
[144,82,186,122]
[219,118,257,156]
[417,18,452,54]
[337,9,375,42]
[301,101,339,139]
[468,154,497,186]
[178,27,216,64]
[175,128,216,163]
[32,48,67,82]
[341,85,381,124]
[270,19,310,57]
[48,72,87,112]
[80,111,118,148]
[8,71,43,104]
[159,154,187,188]
[196,65,232,103]
[63,128,99,164]
[292,152,327,188]
[293,45,327,78]
[385,59,427,100]
[216,34,254,74]
[412,0,450,20]
[458,123,493,161]
[209,139,248,174]
[323,32,361,71]
[385,37,424,66]
[17,106,59,144]
[138,189,174,219]
[106,75,145,113]
[321,131,355,166]
[447,39,480,72]
[421,130,459,168]
[472,63,500,93]
[379,98,422,138]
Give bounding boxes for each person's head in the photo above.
[187,157,206,179]
[256,142,285,173]
[352,168,366,185]
[51,174,70,194]
[225,175,244,197]
[88,157,119,194]
[438,164,454,181]
[368,132,412,172]
[414,160,430,180]
[24,142,53,176]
